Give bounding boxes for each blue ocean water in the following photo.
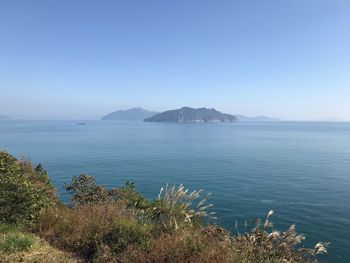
[0,120,349,262]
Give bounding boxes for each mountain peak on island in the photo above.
[144,107,237,123]
[101,108,158,121]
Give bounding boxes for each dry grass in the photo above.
[112,227,234,263]
[112,226,321,263]
[0,239,78,263]
[34,188,326,263]
[230,211,326,263]
[36,202,131,259]
[106,211,325,263]
[149,184,214,231]
[0,223,77,263]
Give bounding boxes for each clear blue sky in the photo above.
[1,0,349,120]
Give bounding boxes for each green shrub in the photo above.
[65,174,118,205]
[0,151,57,226]
[65,175,149,210]
[119,181,150,209]
[105,219,151,255]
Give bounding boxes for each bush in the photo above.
[64,174,119,205]
[0,151,57,226]
[65,175,149,210]
[37,203,133,259]
[118,222,325,263]
[120,228,234,263]
[119,181,150,209]
[105,219,151,255]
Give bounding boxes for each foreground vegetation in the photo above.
[0,223,75,262]
[0,151,327,262]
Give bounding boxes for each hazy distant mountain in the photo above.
[101,108,158,121]
[317,117,344,122]
[0,115,11,120]
[236,115,280,122]
[144,107,237,123]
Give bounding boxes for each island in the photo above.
[144,107,237,123]
[101,107,158,121]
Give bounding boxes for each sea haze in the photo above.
[0,120,349,262]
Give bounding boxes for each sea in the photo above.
[0,120,349,262]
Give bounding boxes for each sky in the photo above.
[0,0,349,120]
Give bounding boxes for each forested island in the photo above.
[144,107,237,123]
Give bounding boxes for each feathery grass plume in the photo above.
[267,230,280,239]
[263,209,274,228]
[315,242,329,254]
[283,224,305,245]
[267,209,274,218]
[151,184,213,231]
[233,211,328,262]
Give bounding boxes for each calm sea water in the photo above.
[1,120,349,262]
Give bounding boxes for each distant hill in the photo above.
[144,107,237,123]
[236,115,280,122]
[101,108,158,121]
[0,115,11,120]
[318,117,344,122]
